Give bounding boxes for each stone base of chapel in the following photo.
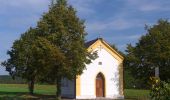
[75,95,124,100]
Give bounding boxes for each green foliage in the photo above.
[31,37,66,80]
[125,19,170,86]
[37,0,97,80]
[1,28,52,94]
[124,70,138,89]
[1,28,37,79]
[149,77,170,100]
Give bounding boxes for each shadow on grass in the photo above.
[0,91,56,100]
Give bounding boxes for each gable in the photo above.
[86,38,124,63]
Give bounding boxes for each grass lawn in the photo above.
[0,84,56,100]
[0,84,149,100]
[125,89,149,100]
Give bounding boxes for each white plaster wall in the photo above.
[61,79,75,98]
[76,46,121,99]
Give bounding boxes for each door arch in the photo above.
[96,72,105,97]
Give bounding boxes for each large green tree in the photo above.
[1,27,65,94]
[37,0,96,99]
[2,28,39,94]
[125,19,170,85]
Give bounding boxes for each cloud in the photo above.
[0,0,49,8]
[3,15,39,30]
[124,34,142,40]
[0,0,50,32]
[86,18,144,33]
[126,0,170,12]
[0,1,48,18]
[69,0,102,17]
[139,4,160,12]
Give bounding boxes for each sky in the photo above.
[1,0,170,75]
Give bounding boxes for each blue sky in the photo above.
[0,0,170,75]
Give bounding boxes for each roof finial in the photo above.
[98,33,102,40]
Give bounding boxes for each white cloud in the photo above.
[106,34,142,42]
[139,4,160,11]
[126,0,170,12]
[0,0,50,30]
[0,0,50,16]
[6,15,39,30]
[86,18,144,33]
[68,0,101,16]
[126,34,142,40]
[0,0,49,7]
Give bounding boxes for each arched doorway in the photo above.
[96,73,105,97]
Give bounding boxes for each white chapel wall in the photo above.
[77,46,120,99]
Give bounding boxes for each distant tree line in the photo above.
[0,75,26,84]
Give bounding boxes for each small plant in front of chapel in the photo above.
[149,77,170,100]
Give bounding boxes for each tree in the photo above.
[36,0,97,99]
[2,28,39,94]
[1,27,64,94]
[125,19,170,86]
[1,28,66,94]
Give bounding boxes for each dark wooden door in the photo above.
[96,73,104,97]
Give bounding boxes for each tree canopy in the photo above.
[2,28,39,94]
[125,19,170,85]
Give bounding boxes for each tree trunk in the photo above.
[56,76,62,100]
[28,79,35,95]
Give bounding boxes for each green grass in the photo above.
[0,84,150,100]
[125,89,149,100]
[0,84,56,100]
[0,84,56,94]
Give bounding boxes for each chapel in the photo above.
[61,38,124,99]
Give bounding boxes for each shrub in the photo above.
[149,77,170,100]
